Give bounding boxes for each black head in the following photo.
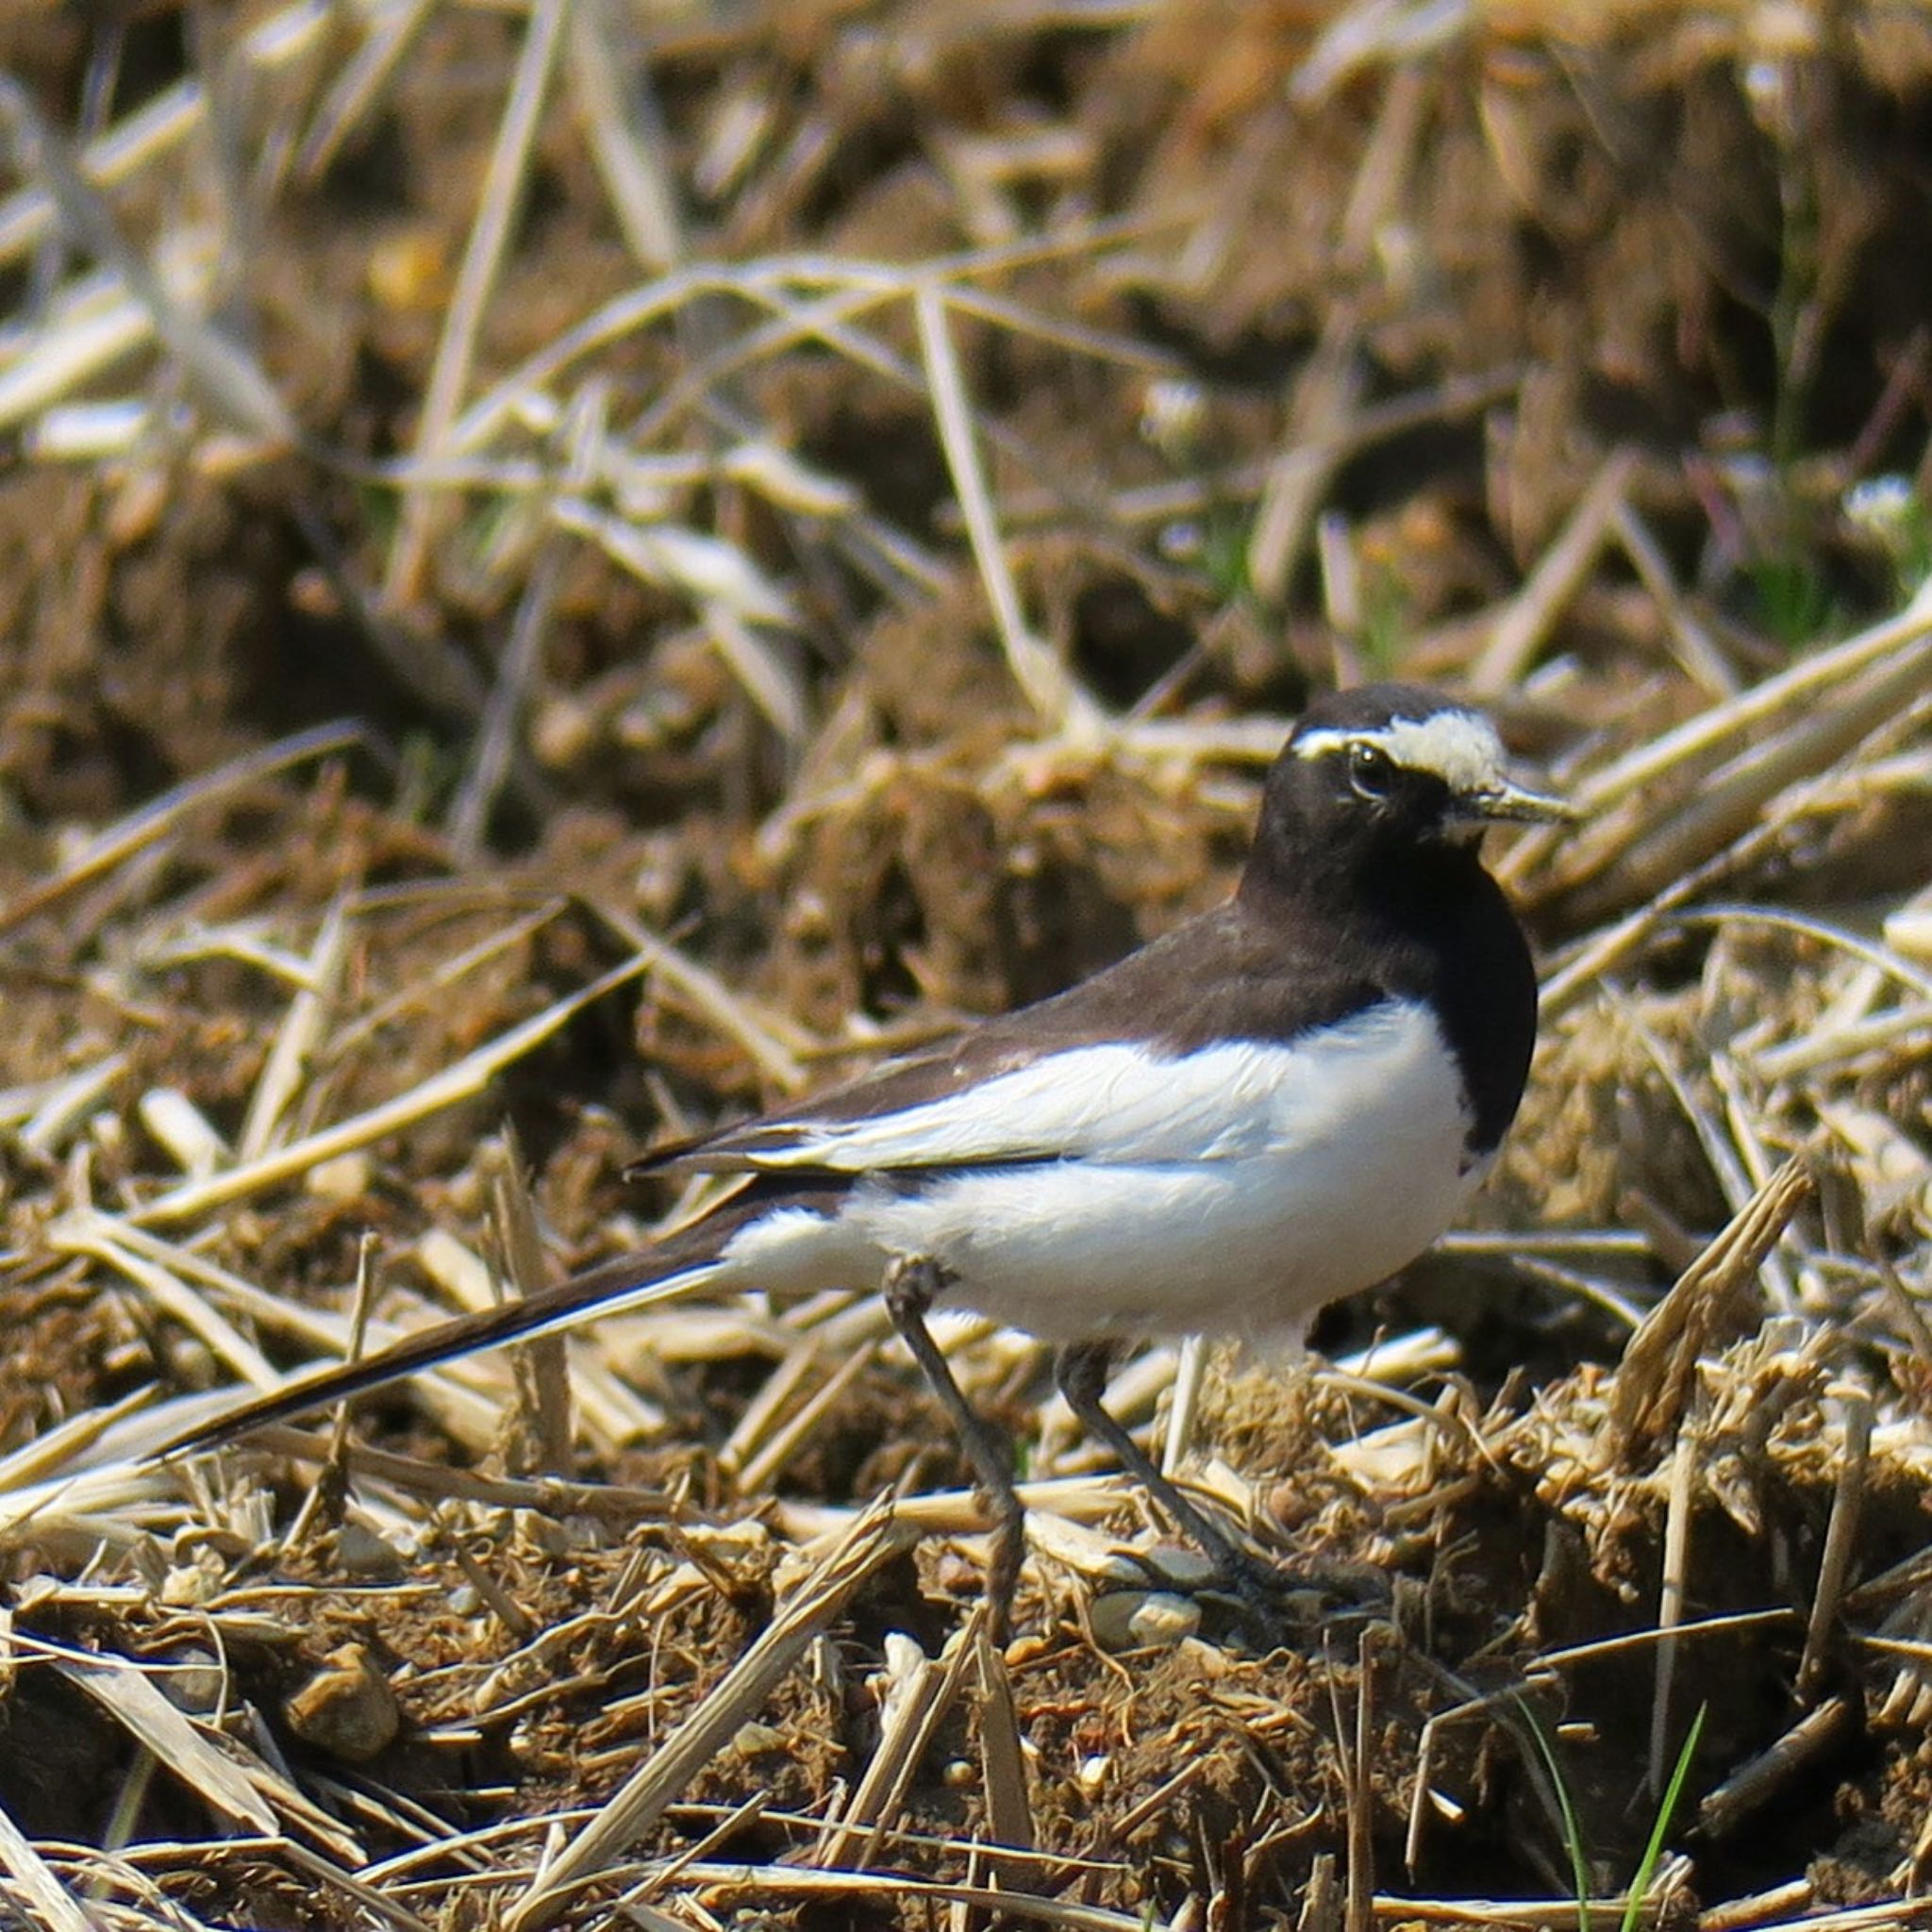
[1241,683,1571,900]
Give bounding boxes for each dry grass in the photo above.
[4,2,1932,1925]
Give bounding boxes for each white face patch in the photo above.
[1293,709,1507,797]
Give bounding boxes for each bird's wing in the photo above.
[648,1039,1187,1174]
[633,1031,1077,1178]
[637,910,1386,1181]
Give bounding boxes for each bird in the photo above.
[154,681,1570,1638]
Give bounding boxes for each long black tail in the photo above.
[149,1241,734,1461]
[151,1169,871,1461]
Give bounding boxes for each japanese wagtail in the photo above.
[156,683,1570,1635]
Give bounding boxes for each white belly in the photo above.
[715,999,1481,1343]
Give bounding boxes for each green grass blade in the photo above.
[1513,1695,1591,1932]
[1619,1702,1707,1932]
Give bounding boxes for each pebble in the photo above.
[284,1643,400,1762]
[1089,1589,1201,1653]
[335,1523,405,1577]
[306,1150,372,1201]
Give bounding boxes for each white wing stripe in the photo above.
[737,1000,1467,1174]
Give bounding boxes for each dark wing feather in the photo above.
[627,904,1382,1182]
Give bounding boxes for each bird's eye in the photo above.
[1347,741,1394,800]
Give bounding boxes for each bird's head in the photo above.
[1246,683,1574,891]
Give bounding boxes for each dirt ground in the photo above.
[3,4,1932,1927]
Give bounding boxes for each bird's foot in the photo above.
[1136,1541,1390,1649]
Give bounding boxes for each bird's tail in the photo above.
[151,1240,734,1461]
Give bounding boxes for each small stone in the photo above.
[306,1151,372,1202]
[731,1722,787,1758]
[561,1514,608,1552]
[520,1513,572,1557]
[1089,1589,1201,1653]
[1135,1542,1219,1591]
[532,694,596,769]
[158,1649,224,1714]
[163,1336,218,1387]
[365,229,450,313]
[1886,906,1932,959]
[284,1643,400,1762]
[335,1523,404,1578]
[159,1558,221,1607]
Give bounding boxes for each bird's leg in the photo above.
[1054,1340,1287,1636]
[882,1255,1025,1643]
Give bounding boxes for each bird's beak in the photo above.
[1460,777,1577,825]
